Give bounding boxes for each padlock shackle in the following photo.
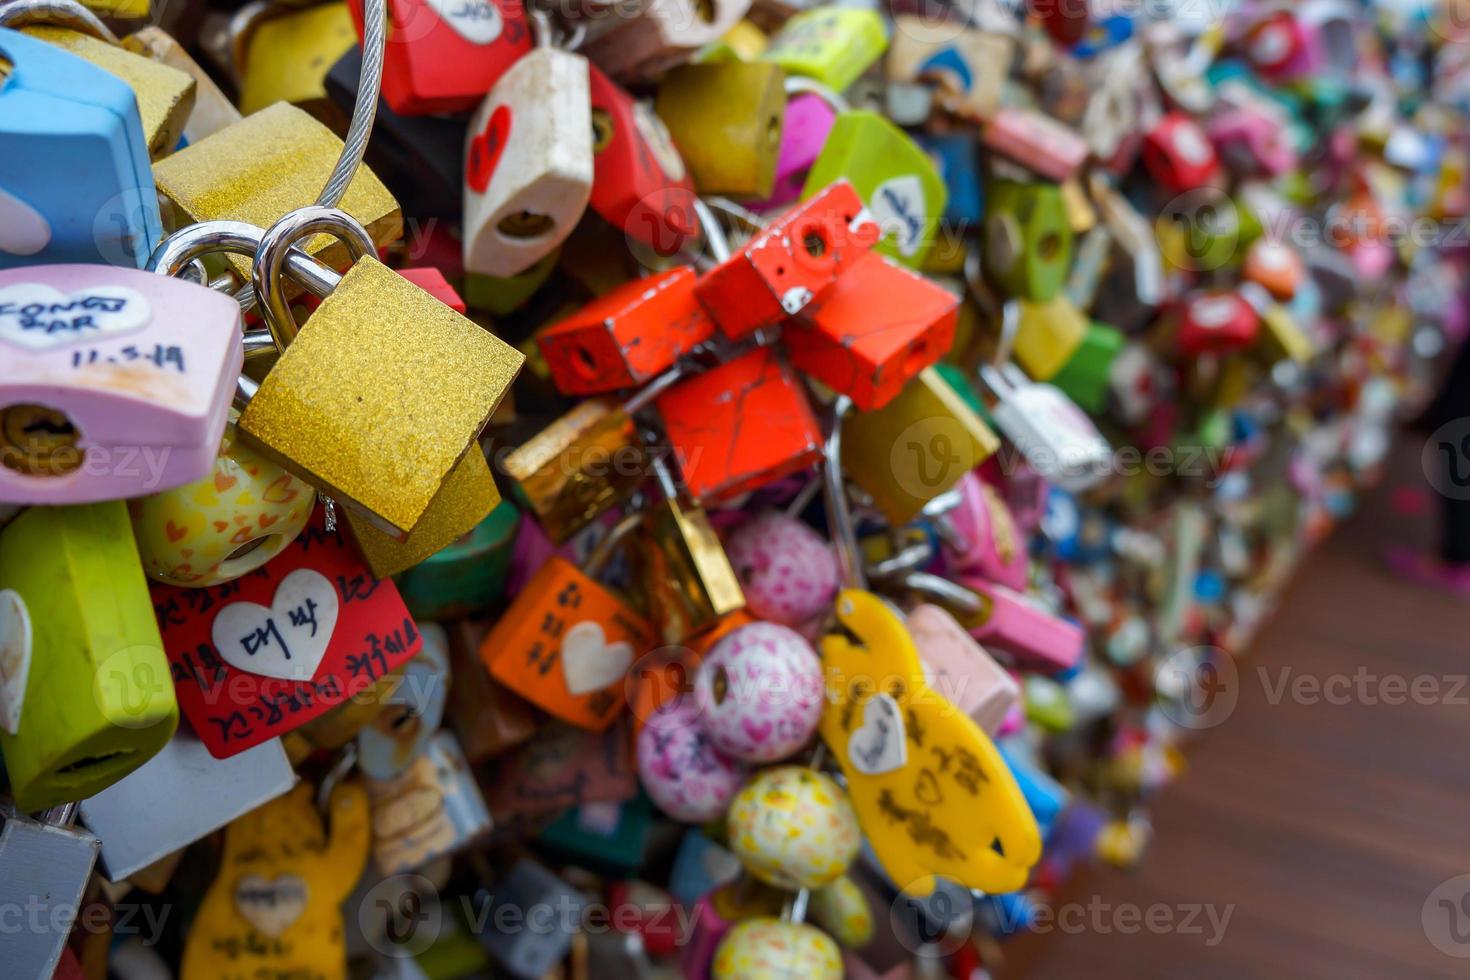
[784,75,849,115]
[582,510,643,580]
[0,0,116,43]
[900,571,986,618]
[252,206,376,351]
[821,394,866,591]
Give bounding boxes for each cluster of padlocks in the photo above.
[0,0,1466,976]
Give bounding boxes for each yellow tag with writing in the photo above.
[818,589,1040,896]
[182,782,370,980]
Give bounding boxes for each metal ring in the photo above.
[0,0,117,42]
[821,395,865,591]
[252,206,375,350]
[693,198,731,265]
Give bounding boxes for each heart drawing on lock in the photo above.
[560,620,634,696]
[0,186,51,257]
[467,105,513,194]
[0,282,151,351]
[848,692,908,776]
[427,0,504,45]
[211,568,340,682]
[234,873,310,938]
[0,589,33,736]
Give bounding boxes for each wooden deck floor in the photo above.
[997,439,1470,980]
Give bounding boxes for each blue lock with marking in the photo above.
[0,28,162,269]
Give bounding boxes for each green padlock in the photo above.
[984,180,1073,301]
[1050,321,1124,415]
[801,109,946,267]
[0,502,178,812]
[464,250,561,317]
[761,6,888,93]
[394,500,521,622]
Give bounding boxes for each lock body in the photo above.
[235,1,358,115]
[655,62,787,199]
[785,251,958,411]
[0,28,163,269]
[696,180,880,339]
[354,0,532,116]
[906,603,1018,735]
[982,108,1089,182]
[760,6,887,92]
[584,0,750,81]
[0,808,100,980]
[358,622,449,779]
[657,346,824,504]
[238,257,522,539]
[840,365,999,523]
[1142,111,1222,194]
[886,16,1013,119]
[1013,294,1088,381]
[761,92,838,210]
[588,64,698,254]
[154,103,402,281]
[481,555,655,731]
[985,180,1073,301]
[1050,320,1123,413]
[539,266,714,394]
[0,264,244,503]
[123,26,242,146]
[918,132,983,227]
[636,497,747,644]
[24,26,195,161]
[0,502,179,810]
[364,730,492,874]
[802,110,946,266]
[444,618,537,761]
[396,500,520,621]
[1176,290,1260,356]
[463,48,594,277]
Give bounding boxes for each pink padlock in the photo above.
[636,696,746,823]
[756,92,838,211]
[693,621,825,763]
[941,471,1028,591]
[961,577,1084,672]
[724,511,840,632]
[906,603,1020,736]
[1207,109,1297,177]
[0,265,243,504]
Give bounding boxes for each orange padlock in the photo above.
[784,250,958,410]
[537,266,715,395]
[481,516,655,731]
[694,181,881,340]
[656,346,824,504]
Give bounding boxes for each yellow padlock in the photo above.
[655,61,786,198]
[1013,294,1088,381]
[233,1,358,116]
[123,26,243,144]
[818,589,1041,896]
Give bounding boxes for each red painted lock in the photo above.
[656,346,824,504]
[1244,10,1310,80]
[351,0,532,116]
[784,250,958,411]
[1142,112,1221,194]
[694,180,881,340]
[1176,290,1259,357]
[397,267,467,313]
[587,63,699,256]
[1030,0,1090,47]
[537,266,716,395]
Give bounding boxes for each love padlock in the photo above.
[982,108,1090,183]
[352,0,531,116]
[463,44,593,277]
[364,729,493,873]
[655,61,787,199]
[759,89,839,211]
[230,1,357,115]
[984,180,1074,302]
[759,5,887,92]
[1176,290,1260,357]
[582,0,750,81]
[1142,111,1222,195]
[886,16,1014,120]
[0,28,163,269]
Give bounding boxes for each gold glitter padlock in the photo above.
[237,208,523,541]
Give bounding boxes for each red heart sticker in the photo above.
[467,104,513,194]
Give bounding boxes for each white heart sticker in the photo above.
[870,175,927,258]
[0,282,151,351]
[211,569,340,682]
[0,186,51,257]
[0,589,33,735]
[426,0,504,45]
[848,693,908,776]
[234,873,309,938]
[561,620,634,696]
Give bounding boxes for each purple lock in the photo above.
[755,93,837,211]
[0,264,242,504]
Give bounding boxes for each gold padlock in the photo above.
[23,24,195,159]
[655,61,786,199]
[153,102,402,281]
[238,207,523,540]
[123,26,243,144]
[231,0,358,116]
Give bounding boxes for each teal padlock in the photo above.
[1049,321,1124,414]
[800,109,946,268]
[0,501,178,811]
[393,500,521,621]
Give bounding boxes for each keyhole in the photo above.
[572,346,600,382]
[711,665,729,706]
[591,108,614,153]
[0,403,84,476]
[803,229,827,258]
[498,211,555,239]
[218,533,284,578]
[765,113,782,151]
[1038,231,1062,261]
[693,0,715,23]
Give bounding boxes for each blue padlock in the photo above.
[998,739,1069,838]
[0,28,162,269]
[917,132,984,228]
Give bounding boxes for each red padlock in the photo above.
[656,346,823,504]
[1243,10,1310,81]
[1176,290,1259,357]
[1030,0,1090,47]
[694,180,881,340]
[397,267,467,313]
[1142,112,1221,194]
[351,0,532,116]
[588,63,699,256]
[537,266,716,395]
[784,251,958,411]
